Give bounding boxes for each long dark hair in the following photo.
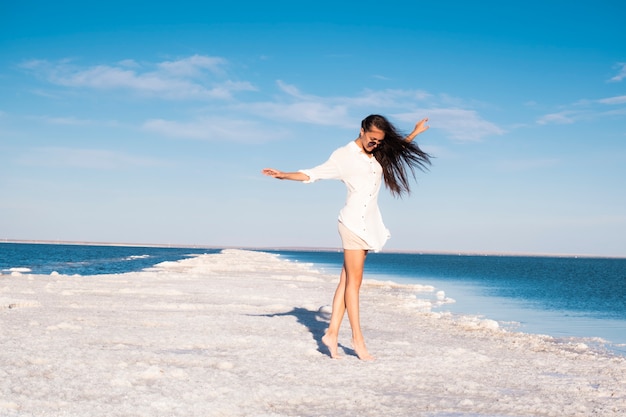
[363,114,432,197]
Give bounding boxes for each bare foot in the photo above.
[322,332,341,359]
[352,339,375,361]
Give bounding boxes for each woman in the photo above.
[262,114,431,360]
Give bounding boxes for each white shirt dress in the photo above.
[299,141,391,252]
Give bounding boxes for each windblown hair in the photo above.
[363,114,432,197]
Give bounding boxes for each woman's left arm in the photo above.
[405,118,429,142]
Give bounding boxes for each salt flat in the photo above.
[1,249,624,417]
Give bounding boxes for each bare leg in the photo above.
[344,249,374,360]
[322,267,347,358]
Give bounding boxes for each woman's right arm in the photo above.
[261,168,310,182]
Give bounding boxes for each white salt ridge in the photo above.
[124,254,151,260]
[6,267,32,273]
[1,267,33,277]
[1,249,625,417]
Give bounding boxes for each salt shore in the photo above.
[1,249,625,417]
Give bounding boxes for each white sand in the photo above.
[1,249,625,417]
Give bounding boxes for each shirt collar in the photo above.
[349,140,375,160]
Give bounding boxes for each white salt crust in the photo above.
[1,249,624,417]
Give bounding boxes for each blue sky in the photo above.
[1,1,625,256]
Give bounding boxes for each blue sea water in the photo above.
[0,242,217,276]
[271,250,626,355]
[2,242,625,355]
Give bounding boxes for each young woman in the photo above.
[262,114,431,360]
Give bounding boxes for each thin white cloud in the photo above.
[19,59,49,70]
[597,95,626,105]
[537,111,577,125]
[117,59,140,68]
[20,55,256,100]
[27,89,64,99]
[537,94,626,125]
[37,116,94,126]
[20,57,503,143]
[395,108,505,141]
[276,80,307,99]
[142,117,289,143]
[241,85,501,141]
[243,101,353,127]
[608,63,626,82]
[275,82,431,109]
[536,64,626,125]
[344,88,432,108]
[23,115,121,128]
[246,84,489,139]
[157,55,227,77]
[17,147,167,170]
[601,108,626,117]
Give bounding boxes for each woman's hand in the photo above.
[406,118,429,142]
[262,168,310,181]
[262,168,283,178]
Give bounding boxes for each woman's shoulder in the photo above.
[332,141,359,156]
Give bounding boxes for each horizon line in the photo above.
[2,238,624,260]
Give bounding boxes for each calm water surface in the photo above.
[2,243,624,354]
[272,250,626,354]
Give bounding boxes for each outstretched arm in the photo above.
[262,168,310,181]
[405,118,429,142]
